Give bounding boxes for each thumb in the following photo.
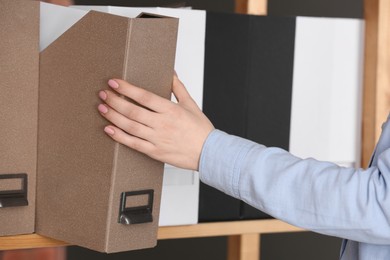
[172,75,191,103]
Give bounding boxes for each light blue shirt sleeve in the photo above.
[199,129,390,245]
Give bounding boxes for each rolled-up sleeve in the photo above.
[199,129,390,245]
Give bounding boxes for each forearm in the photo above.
[199,129,390,244]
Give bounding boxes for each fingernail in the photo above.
[98,104,108,114]
[104,126,115,135]
[99,90,107,101]
[108,79,119,89]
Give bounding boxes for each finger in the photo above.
[99,90,155,127]
[108,79,172,113]
[98,104,153,140]
[172,75,192,102]
[103,125,156,155]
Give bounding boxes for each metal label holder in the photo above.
[118,189,154,225]
[0,173,28,208]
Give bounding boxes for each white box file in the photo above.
[290,17,365,168]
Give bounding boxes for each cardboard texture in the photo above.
[72,5,206,227]
[36,8,178,253]
[0,0,39,236]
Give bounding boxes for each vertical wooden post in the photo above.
[362,0,390,166]
[227,234,261,260]
[235,0,268,15]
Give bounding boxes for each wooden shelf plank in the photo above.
[0,220,303,251]
[158,219,303,240]
[0,234,68,251]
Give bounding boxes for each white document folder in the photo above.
[290,17,364,168]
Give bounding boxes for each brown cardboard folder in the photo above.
[0,0,39,236]
[35,8,178,253]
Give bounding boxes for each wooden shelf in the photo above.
[0,219,303,251]
[2,1,388,260]
[158,219,303,240]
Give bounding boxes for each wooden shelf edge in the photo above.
[0,219,303,251]
[0,234,69,251]
[158,219,303,240]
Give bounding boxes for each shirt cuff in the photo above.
[199,129,266,199]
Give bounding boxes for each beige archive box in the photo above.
[0,0,39,236]
[36,7,178,253]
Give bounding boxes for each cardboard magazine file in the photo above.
[36,6,178,253]
[72,5,207,227]
[0,0,39,236]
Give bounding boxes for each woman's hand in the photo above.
[98,75,214,171]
